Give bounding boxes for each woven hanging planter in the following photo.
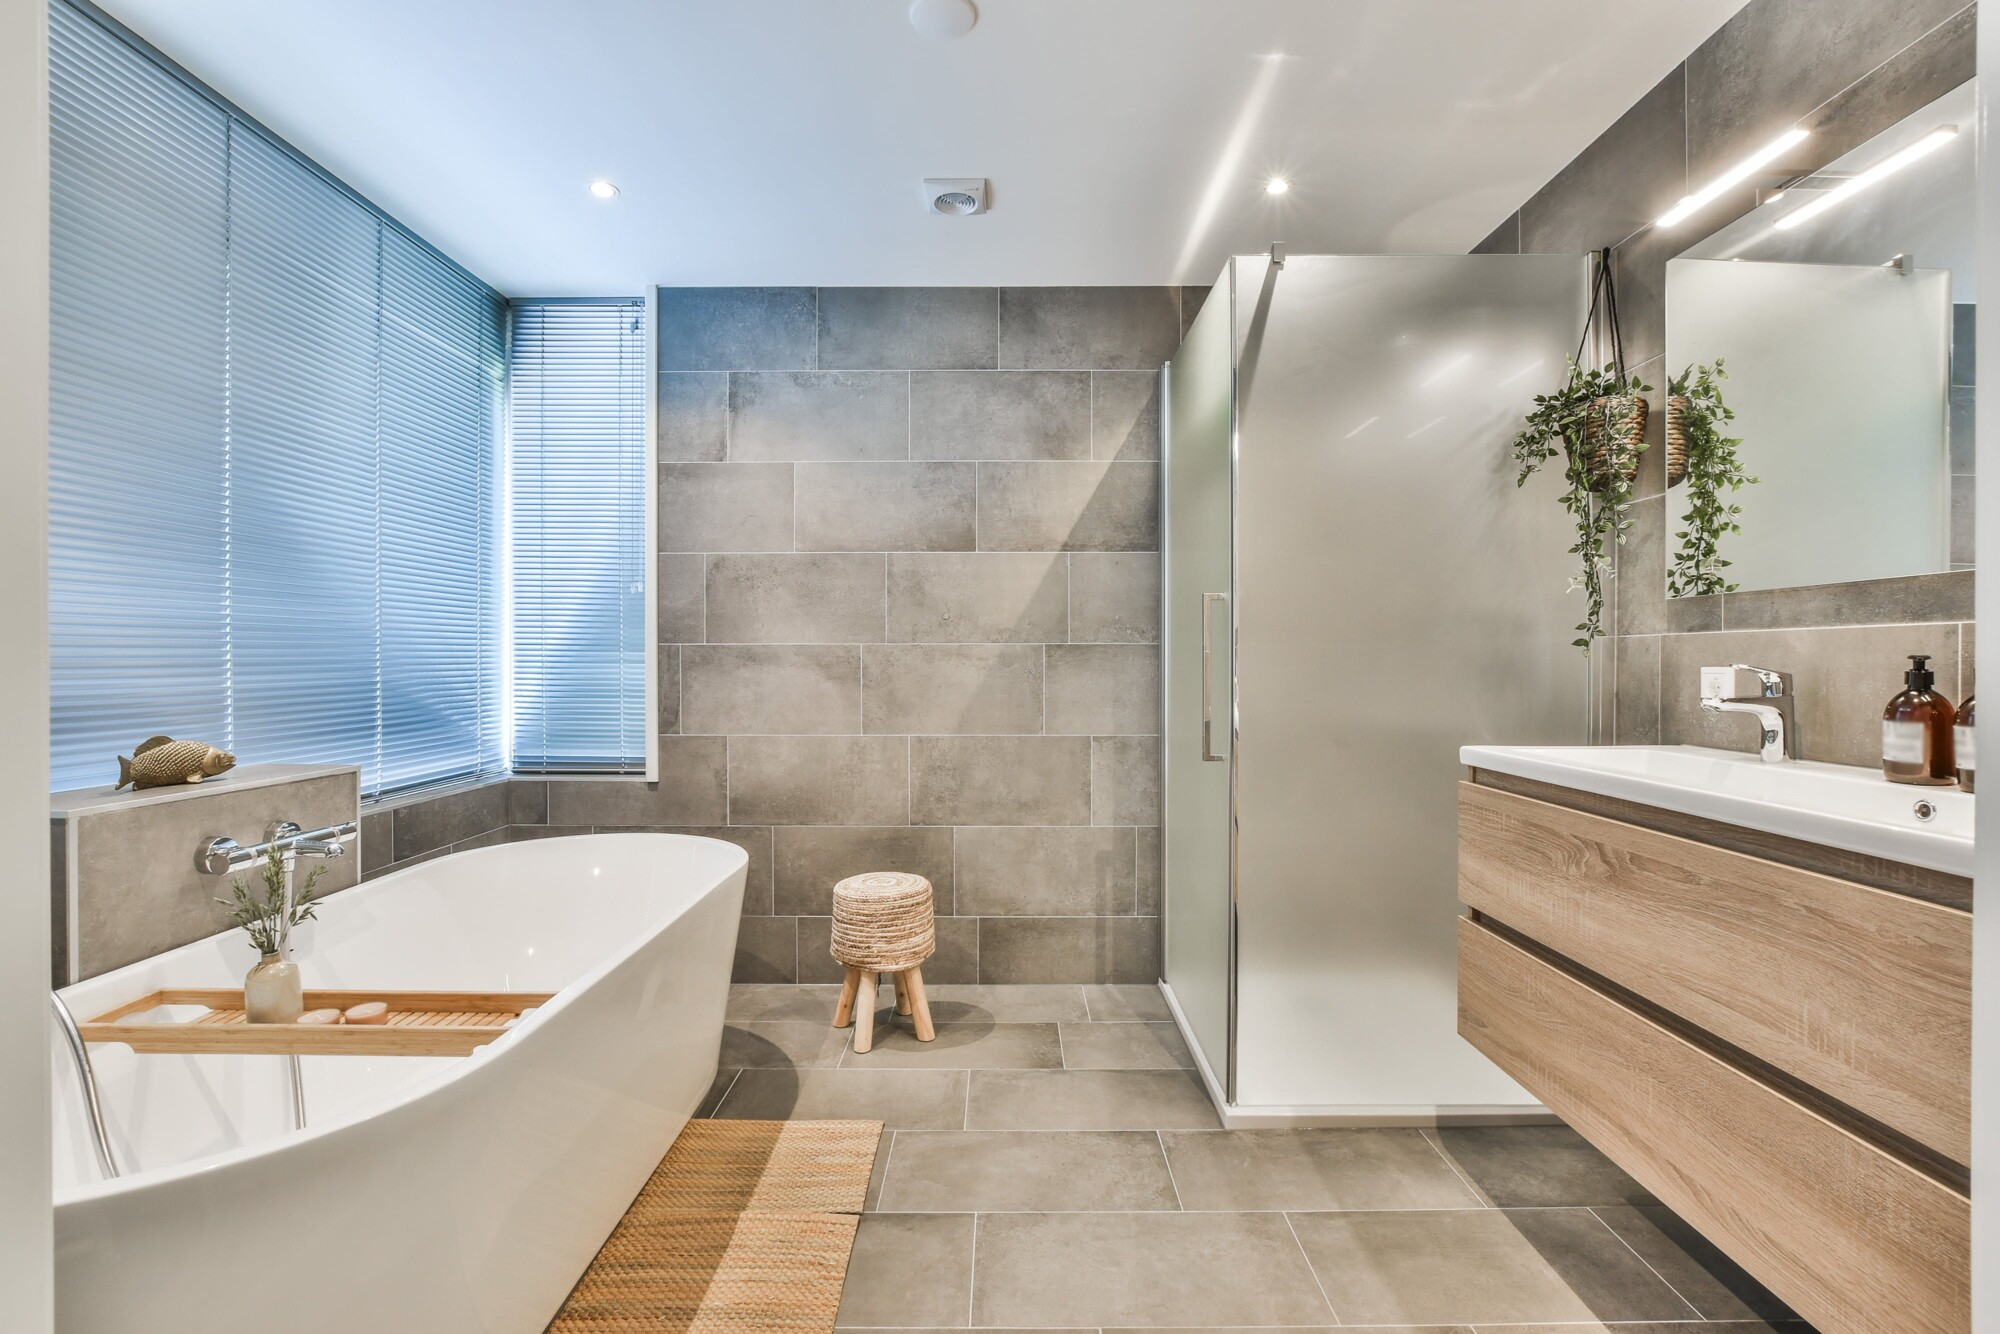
[1663,393,1691,487]
[1584,393,1648,491]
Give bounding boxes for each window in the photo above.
[506,300,653,774]
[47,0,505,797]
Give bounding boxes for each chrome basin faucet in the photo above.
[1700,664,1795,763]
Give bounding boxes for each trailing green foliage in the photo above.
[216,854,327,956]
[1666,359,1756,599]
[1510,359,1653,654]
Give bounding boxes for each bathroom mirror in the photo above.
[1663,79,1975,597]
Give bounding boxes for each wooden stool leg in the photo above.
[905,967,935,1042]
[853,971,879,1054]
[892,970,912,1016]
[833,967,861,1029]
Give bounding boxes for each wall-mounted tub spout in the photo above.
[51,992,119,1180]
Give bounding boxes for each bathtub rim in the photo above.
[53,830,748,1207]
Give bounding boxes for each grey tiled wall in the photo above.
[1473,0,1977,757]
[505,287,1195,985]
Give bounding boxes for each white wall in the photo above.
[0,0,52,1327]
[1976,14,1999,1329]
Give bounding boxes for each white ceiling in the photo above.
[100,0,1744,295]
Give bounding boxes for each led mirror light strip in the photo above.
[1773,127,1959,231]
[1655,127,1809,227]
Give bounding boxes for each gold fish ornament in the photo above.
[116,735,237,790]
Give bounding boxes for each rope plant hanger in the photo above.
[1508,246,1655,654]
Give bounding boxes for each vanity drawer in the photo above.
[1457,917,1969,1334]
[1457,781,1970,1164]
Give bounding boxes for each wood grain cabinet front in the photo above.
[1458,781,1971,1166]
[1458,917,1969,1334]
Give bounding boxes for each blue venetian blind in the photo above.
[47,0,505,796]
[507,300,650,772]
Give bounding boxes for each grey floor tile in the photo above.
[1425,1125,1657,1207]
[971,1211,1336,1327]
[921,983,1089,1023]
[841,1021,1063,1070]
[836,1213,975,1328]
[1058,1020,1192,1069]
[1289,1207,1698,1327]
[877,1130,1179,1212]
[1161,1128,1483,1211]
[864,1128,894,1212]
[1082,982,1172,1021]
[694,1067,739,1117]
[1475,1324,1809,1333]
[719,1020,849,1069]
[967,1069,1221,1130]
[714,1068,969,1129]
[726,982,846,1022]
[1592,1204,1803,1322]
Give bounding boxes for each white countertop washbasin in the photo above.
[1460,744,1973,878]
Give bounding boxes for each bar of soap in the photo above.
[296,1008,344,1025]
[344,1001,389,1025]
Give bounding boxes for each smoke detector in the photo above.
[923,177,988,216]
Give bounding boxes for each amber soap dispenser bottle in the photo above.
[1882,654,1956,786]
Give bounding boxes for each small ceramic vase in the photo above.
[244,952,303,1024]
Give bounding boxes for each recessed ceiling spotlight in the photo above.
[910,0,977,39]
[588,179,620,200]
[1265,177,1291,196]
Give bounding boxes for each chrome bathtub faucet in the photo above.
[1700,664,1796,763]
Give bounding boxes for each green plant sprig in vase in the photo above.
[216,853,327,955]
[1510,358,1655,654]
[1666,359,1756,599]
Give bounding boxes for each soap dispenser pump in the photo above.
[1883,654,1956,786]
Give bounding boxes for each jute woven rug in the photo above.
[547,1118,884,1333]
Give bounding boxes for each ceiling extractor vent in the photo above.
[923,177,988,216]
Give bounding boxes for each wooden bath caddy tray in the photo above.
[78,989,556,1057]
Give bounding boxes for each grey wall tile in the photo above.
[734,914,798,983]
[1723,570,1973,630]
[1618,495,1722,636]
[658,553,706,643]
[1470,213,1522,255]
[727,371,910,462]
[887,552,1068,643]
[955,826,1136,915]
[1177,285,1211,336]
[816,287,998,370]
[729,735,911,826]
[659,644,681,734]
[1953,301,1977,386]
[545,737,729,825]
[706,554,886,643]
[863,644,1045,735]
[658,462,794,552]
[658,287,815,372]
[1092,736,1160,826]
[1613,636,1663,745]
[682,645,861,735]
[1520,67,1686,254]
[1612,236,1674,379]
[506,779,548,826]
[70,768,360,979]
[795,462,976,552]
[360,809,392,876]
[1658,622,1960,765]
[657,372,728,462]
[1952,476,1974,565]
[911,736,1092,826]
[1685,0,1967,186]
[911,370,1091,462]
[978,462,1159,552]
[979,917,1159,985]
[1136,827,1161,915]
[393,779,507,862]
[1802,5,1975,168]
[1092,371,1162,462]
[1950,387,1975,474]
[1000,287,1181,370]
[1046,645,1161,735]
[773,825,955,916]
[1068,553,1160,644]
[798,913,978,984]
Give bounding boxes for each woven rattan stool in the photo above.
[829,871,936,1053]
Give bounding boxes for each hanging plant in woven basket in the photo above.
[1509,248,1652,654]
[1663,393,1692,488]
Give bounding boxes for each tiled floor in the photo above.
[706,983,1817,1332]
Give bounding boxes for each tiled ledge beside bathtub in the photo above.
[50,763,360,985]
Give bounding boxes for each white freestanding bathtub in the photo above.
[51,832,747,1334]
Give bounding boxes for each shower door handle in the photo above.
[1201,592,1227,762]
